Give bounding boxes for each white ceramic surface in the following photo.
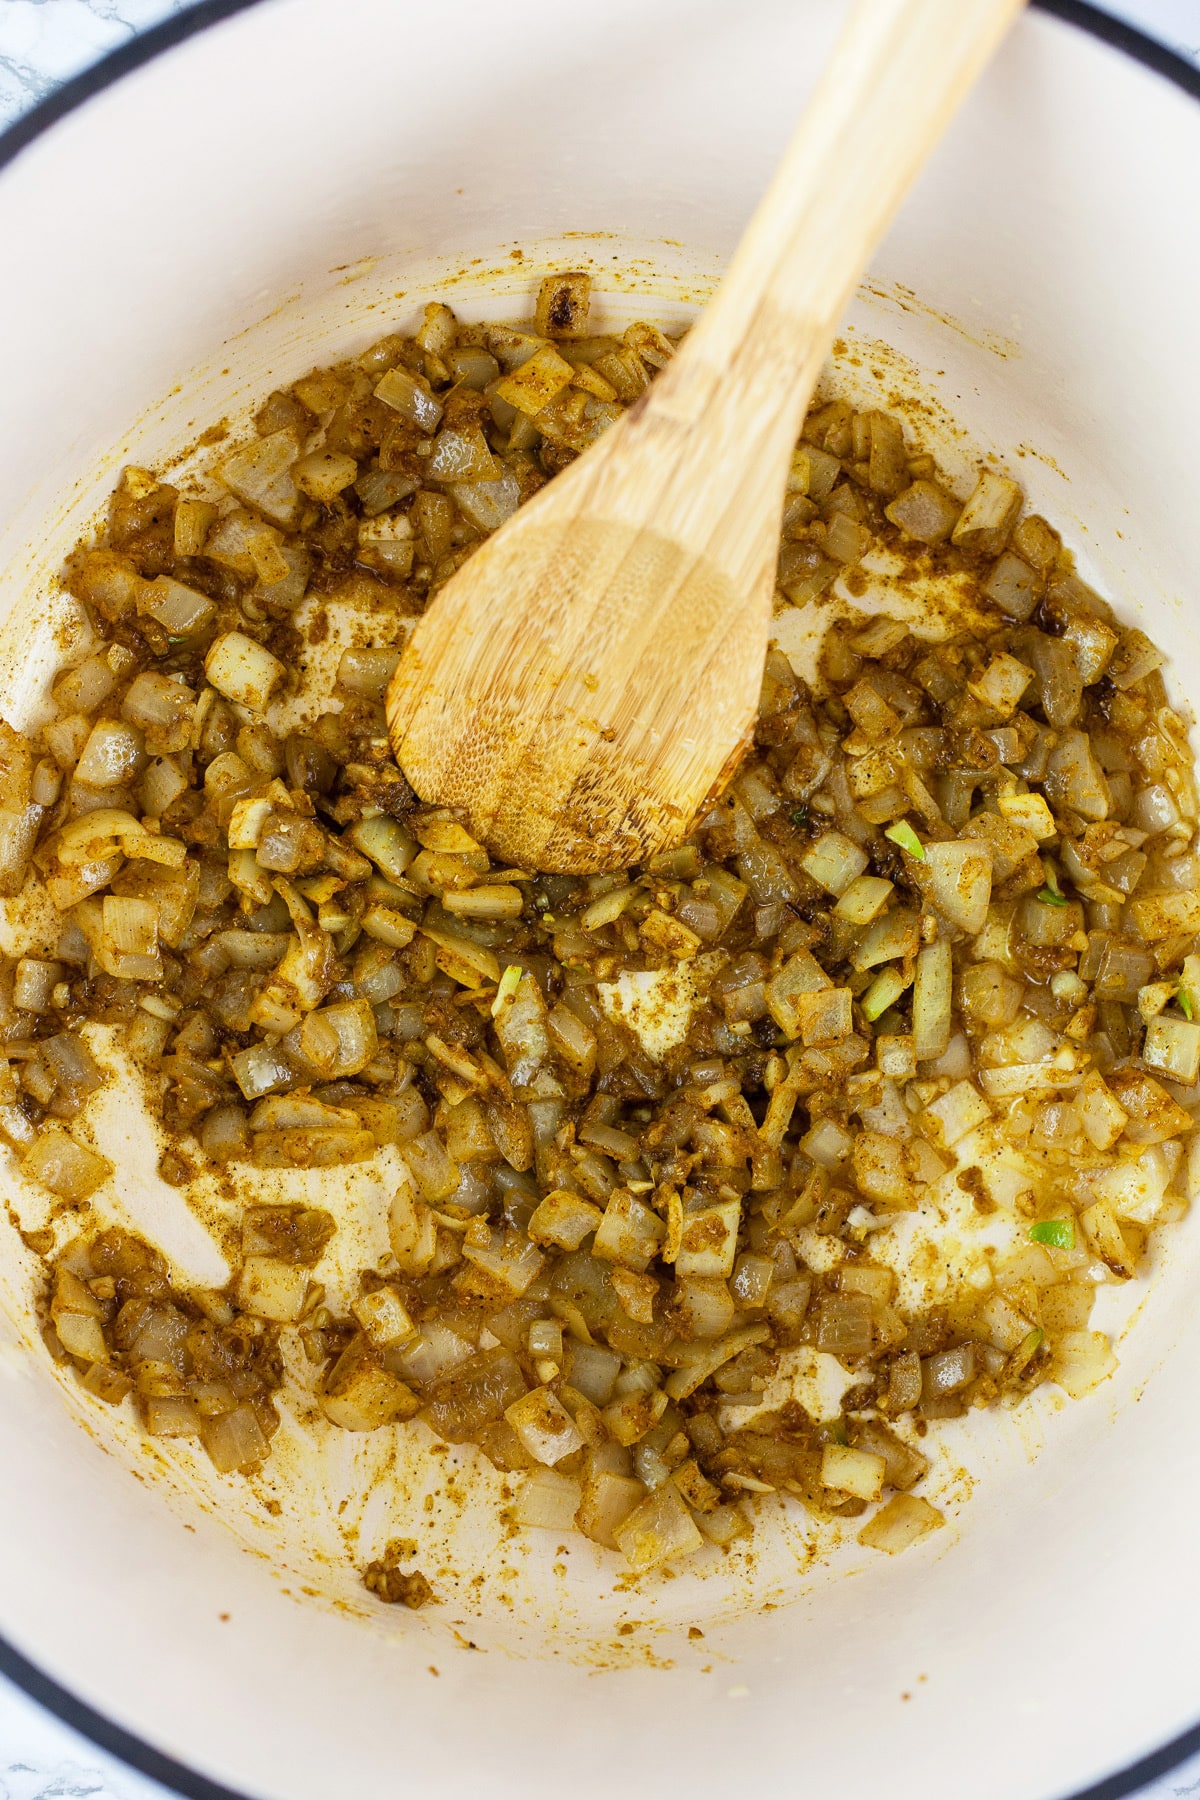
[0,4,1199,1799]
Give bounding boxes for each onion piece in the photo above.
[251,1127,375,1169]
[592,1189,666,1274]
[389,1175,438,1276]
[494,344,574,417]
[321,1337,420,1431]
[374,367,443,433]
[983,551,1037,620]
[205,632,286,709]
[227,1041,295,1101]
[1142,1014,1200,1084]
[885,480,961,545]
[821,1444,886,1501]
[420,925,500,988]
[995,789,1056,840]
[121,673,194,752]
[921,1080,991,1149]
[966,650,1032,717]
[298,998,378,1079]
[72,720,146,792]
[139,577,216,638]
[421,1347,527,1443]
[951,471,1022,556]
[1050,1330,1118,1398]
[1129,890,1200,941]
[292,450,358,504]
[794,987,853,1046]
[833,874,894,924]
[575,1467,645,1547]
[673,1274,736,1340]
[922,841,992,935]
[236,1257,309,1322]
[912,941,953,1061]
[800,829,868,897]
[348,816,417,882]
[144,1396,202,1438]
[979,1063,1082,1099]
[612,1481,704,1571]
[492,970,552,1085]
[528,1189,604,1251]
[173,497,216,557]
[858,1493,944,1553]
[1108,628,1165,690]
[217,429,302,527]
[546,1002,597,1080]
[22,1128,111,1200]
[514,1467,583,1530]
[98,895,161,981]
[41,1034,103,1106]
[336,647,401,698]
[664,1323,770,1401]
[504,1388,584,1465]
[921,1342,976,1400]
[851,908,921,972]
[53,655,117,716]
[13,958,64,1012]
[1044,729,1111,822]
[350,1289,416,1350]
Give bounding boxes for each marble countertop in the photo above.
[0,2,1198,1797]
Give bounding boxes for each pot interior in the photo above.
[0,4,1197,1797]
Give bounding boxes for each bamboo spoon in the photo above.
[386,0,1022,874]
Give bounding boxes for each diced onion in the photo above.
[858,1494,944,1554]
[205,632,285,709]
[18,289,1200,1588]
[513,1468,582,1529]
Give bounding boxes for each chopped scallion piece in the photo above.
[1010,1326,1045,1375]
[490,964,523,1018]
[1036,887,1068,907]
[1180,989,1195,1021]
[1029,1219,1074,1249]
[884,820,925,861]
[861,962,912,1022]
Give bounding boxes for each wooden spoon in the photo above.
[387,0,1022,874]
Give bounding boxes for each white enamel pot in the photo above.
[0,3,1197,1797]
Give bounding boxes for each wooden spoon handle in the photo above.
[645,0,1024,439]
[385,0,1024,875]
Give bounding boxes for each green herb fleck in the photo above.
[790,808,809,827]
[884,820,925,861]
[1036,887,1068,907]
[1180,989,1195,1021]
[1029,1219,1074,1250]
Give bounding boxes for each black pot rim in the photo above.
[0,3,1196,1798]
